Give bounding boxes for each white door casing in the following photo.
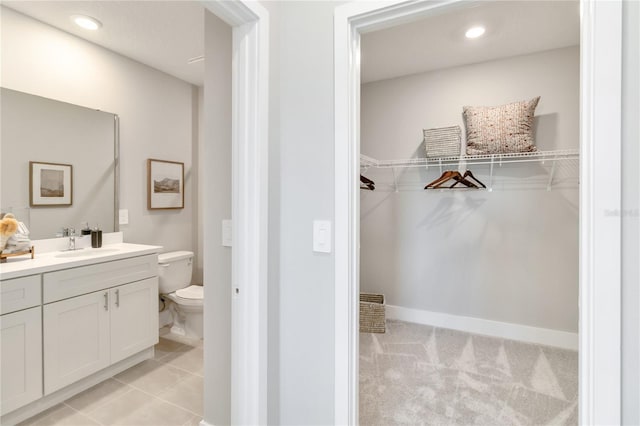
[200,1,269,425]
[334,0,622,425]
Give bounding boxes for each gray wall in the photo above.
[1,88,115,239]
[360,47,579,332]
[272,1,345,424]
[1,7,197,257]
[622,0,640,423]
[202,10,232,426]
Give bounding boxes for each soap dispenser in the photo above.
[91,225,102,248]
[81,222,92,236]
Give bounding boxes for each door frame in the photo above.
[201,1,269,425]
[334,0,622,424]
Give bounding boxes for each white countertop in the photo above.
[0,243,163,281]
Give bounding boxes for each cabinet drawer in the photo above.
[1,275,41,315]
[43,255,157,303]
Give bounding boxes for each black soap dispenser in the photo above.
[91,225,102,248]
[81,222,92,236]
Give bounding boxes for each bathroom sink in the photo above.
[55,248,120,258]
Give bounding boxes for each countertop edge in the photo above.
[0,243,163,281]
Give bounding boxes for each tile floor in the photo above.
[360,320,578,425]
[19,336,203,426]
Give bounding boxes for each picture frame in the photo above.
[147,159,184,210]
[29,161,73,207]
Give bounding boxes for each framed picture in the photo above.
[147,159,184,210]
[29,161,73,207]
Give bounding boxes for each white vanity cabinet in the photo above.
[0,243,161,424]
[0,275,43,416]
[42,255,158,394]
[43,290,111,394]
[110,278,158,363]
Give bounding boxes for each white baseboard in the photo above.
[385,305,578,351]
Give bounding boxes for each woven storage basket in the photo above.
[423,125,461,158]
[360,293,386,333]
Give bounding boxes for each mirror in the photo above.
[1,88,119,240]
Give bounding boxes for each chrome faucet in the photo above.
[68,227,76,250]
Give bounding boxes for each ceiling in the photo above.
[3,1,579,87]
[3,1,205,86]
[361,0,580,83]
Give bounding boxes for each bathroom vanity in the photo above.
[0,238,161,425]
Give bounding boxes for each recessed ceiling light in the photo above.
[465,26,485,39]
[71,15,102,31]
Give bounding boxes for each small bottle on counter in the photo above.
[81,222,92,236]
[91,226,102,248]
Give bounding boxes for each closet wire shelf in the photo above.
[360,149,580,192]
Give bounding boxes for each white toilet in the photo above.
[158,251,203,339]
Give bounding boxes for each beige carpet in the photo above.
[359,320,578,425]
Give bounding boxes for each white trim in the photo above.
[201,1,269,425]
[386,305,579,351]
[335,0,623,424]
[579,1,622,424]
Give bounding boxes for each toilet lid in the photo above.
[175,285,204,300]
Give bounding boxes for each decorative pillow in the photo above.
[463,96,540,155]
[423,125,461,158]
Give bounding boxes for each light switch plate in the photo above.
[118,209,129,225]
[313,220,332,253]
[222,220,232,247]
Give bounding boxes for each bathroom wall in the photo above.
[360,47,580,333]
[0,6,197,257]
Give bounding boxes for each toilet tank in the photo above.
[158,251,194,294]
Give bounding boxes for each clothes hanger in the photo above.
[445,172,478,189]
[462,170,486,188]
[424,170,455,189]
[360,174,375,191]
[425,170,477,189]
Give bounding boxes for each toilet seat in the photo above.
[176,285,203,300]
[165,285,203,308]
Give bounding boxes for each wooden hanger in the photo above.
[424,170,455,189]
[446,172,478,189]
[360,174,375,191]
[462,170,486,189]
[425,170,477,189]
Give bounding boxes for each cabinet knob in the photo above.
[115,289,120,307]
[103,292,109,311]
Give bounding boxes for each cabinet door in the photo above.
[43,291,110,394]
[110,278,158,364]
[0,307,42,415]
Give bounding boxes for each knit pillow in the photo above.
[463,96,540,155]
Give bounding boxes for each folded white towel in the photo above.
[4,221,31,253]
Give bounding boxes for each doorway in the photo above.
[334,0,623,424]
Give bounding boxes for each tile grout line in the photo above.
[62,399,109,426]
[77,377,203,421]
[125,380,203,419]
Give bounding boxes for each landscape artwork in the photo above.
[147,159,184,209]
[29,161,73,206]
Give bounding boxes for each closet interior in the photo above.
[358,1,580,425]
